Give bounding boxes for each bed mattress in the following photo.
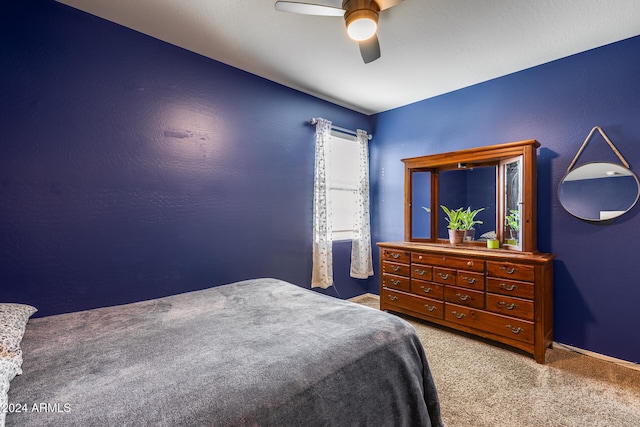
[7,278,441,426]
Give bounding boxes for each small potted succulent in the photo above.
[460,207,484,241]
[440,205,466,245]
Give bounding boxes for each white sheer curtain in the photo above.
[350,129,374,279]
[311,118,333,289]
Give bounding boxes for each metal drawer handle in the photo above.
[424,305,437,312]
[420,286,432,293]
[506,325,523,334]
[390,252,400,259]
[500,266,517,274]
[499,283,517,291]
[391,265,401,272]
[390,279,401,286]
[499,301,517,310]
[415,268,427,276]
[437,273,450,280]
[387,295,398,301]
[462,277,477,284]
[452,311,466,319]
[456,293,470,301]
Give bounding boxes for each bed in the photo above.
[5,278,441,426]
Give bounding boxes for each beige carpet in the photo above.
[352,295,640,427]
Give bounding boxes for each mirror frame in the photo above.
[403,140,540,252]
[558,162,640,221]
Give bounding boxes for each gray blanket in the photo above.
[7,278,441,426]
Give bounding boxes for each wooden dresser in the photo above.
[379,242,554,363]
[380,140,555,363]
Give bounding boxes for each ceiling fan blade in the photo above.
[359,34,380,63]
[375,0,404,11]
[274,1,345,16]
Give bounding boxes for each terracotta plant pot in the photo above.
[448,230,465,245]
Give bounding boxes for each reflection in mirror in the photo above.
[503,157,522,248]
[558,162,640,221]
[438,166,496,241]
[411,171,431,239]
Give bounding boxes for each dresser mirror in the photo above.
[558,162,640,221]
[404,140,539,252]
[501,156,523,250]
[411,171,432,239]
[436,166,496,241]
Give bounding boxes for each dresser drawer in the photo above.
[445,286,484,309]
[410,279,444,300]
[455,270,485,291]
[382,261,410,277]
[433,267,456,285]
[487,261,534,281]
[382,289,444,320]
[382,249,410,264]
[445,304,534,344]
[411,264,433,281]
[412,253,484,272]
[486,293,534,320]
[486,277,534,300]
[382,273,411,292]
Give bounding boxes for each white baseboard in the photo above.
[553,342,640,371]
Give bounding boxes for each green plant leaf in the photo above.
[441,205,464,230]
[506,209,520,231]
[460,207,485,230]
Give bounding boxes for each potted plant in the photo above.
[460,207,484,241]
[505,209,519,244]
[440,205,465,244]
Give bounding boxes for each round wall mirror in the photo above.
[558,162,640,221]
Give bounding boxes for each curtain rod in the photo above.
[310,118,373,140]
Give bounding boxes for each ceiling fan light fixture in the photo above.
[346,9,378,41]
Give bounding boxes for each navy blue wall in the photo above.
[370,35,640,364]
[1,0,372,316]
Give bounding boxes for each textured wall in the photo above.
[1,1,372,316]
[370,35,640,364]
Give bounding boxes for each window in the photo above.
[326,132,360,241]
[311,117,373,287]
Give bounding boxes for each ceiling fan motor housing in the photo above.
[343,0,380,40]
[343,0,381,13]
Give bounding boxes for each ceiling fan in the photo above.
[274,0,404,63]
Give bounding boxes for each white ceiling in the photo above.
[57,0,640,115]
